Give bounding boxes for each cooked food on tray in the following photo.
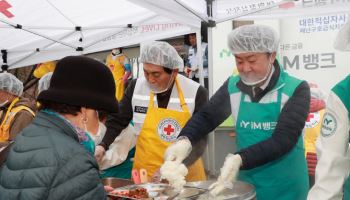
[110,187,149,199]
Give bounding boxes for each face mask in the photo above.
[94,121,107,144]
[0,100,9,107]
[240,56,273,86]
[147,71,175,94]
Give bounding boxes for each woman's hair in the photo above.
[38,100,82,116]
[39,100,109,119]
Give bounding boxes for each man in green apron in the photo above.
[308,19,350,200]
[162,24,310,200]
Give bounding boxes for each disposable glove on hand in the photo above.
[209,154,242,196]
[161,137,192,191]
[160,160,188,192]
[164,137,192,163]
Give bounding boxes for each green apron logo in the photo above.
[321,112,337,137]
[239,120,277,131]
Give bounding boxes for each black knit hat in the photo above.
[38,56,118,113]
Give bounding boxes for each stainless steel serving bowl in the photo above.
[102,177,134,188]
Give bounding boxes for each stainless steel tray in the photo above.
[185,180,256,200]
[108,183,208,200]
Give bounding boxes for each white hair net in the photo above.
[334,19,350,51]
[140,41,184,70]
[0,72,23,96]
[38,72,53,94]
[228,24,279,54]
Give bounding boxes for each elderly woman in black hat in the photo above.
[0,56,118,200]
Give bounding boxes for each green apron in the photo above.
[100,147,135,179]
[230,72,308,200]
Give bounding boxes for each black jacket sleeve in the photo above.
[237,81,310,170]
[100,79,136,149]
[179,79,232,145]
[183,85,208,166]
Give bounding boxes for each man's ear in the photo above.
[173,69,179,76]
[271,52,277,62]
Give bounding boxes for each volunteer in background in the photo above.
[184,33,208,88]
[106,47,132,101]
[0,72,35,143]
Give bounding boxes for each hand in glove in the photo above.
[164,137,192,163]
[161,137,192,191]
[209,154,242,196]
[94,145,106,163]
[160,160,188,192]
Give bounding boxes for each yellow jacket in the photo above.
[33,61,56,78]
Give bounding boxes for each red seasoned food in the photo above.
[110,187,149,199]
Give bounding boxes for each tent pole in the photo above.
[174,0,209,22]
[207,14,216,179]
[84,28,127,49]
[8,30,76,67]
[0,25,128,30]
[196,30,204,87]
[3,26,73,30]
[216,0,293,24]
[45,0,77,26]
[0,19,77,49]
[82,25,129,30]
[84,14,157,50]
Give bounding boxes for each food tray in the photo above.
[108,183,208,200]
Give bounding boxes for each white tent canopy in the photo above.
[1,0,350,70]
[0,0,201,69]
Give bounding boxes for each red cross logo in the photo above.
[0,0,14,18]
[163,124,174,135]
[306,113,314,122]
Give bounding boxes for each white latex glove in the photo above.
[209,154,242,196]
[94,145,106,163]
[161,137,192,191]
[160,160,188,192]
[164,137,192,163]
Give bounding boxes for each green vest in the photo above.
[332,75,350,200]
[228,68,309,200]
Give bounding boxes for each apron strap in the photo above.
[174,78,190,113]
[149,92,155,109]
[0,97,19,128]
